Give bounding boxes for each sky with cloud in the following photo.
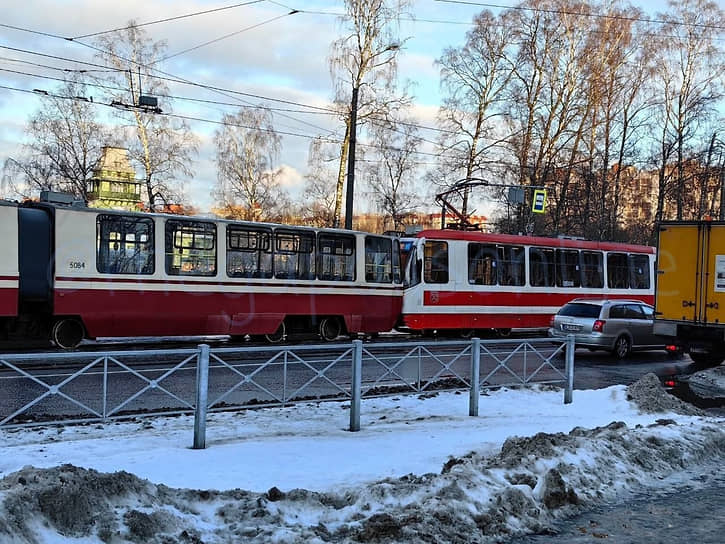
[0,0,678,213]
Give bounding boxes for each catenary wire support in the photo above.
[349,339,363,431]
[469,337,481,416]
[193,344,210,449]
[564,335,575,404]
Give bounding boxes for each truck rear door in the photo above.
[656,221,725,325]
[702,223,725,324]
[656,223,701,322]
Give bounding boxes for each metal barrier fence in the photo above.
[0,336,575,447]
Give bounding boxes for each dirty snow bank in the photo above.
[0,375,723,544]
[626,372,705,415]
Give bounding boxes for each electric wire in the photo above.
[0,82,452,162]
[435,0,725,31]
[70,0,265,40]
[155,9,300,64]
[0,45,460,138]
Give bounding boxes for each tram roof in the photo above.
[24,200,398,238]
[414,229,655,254]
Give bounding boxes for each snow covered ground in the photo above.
[1,374,724,543]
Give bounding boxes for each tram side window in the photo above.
[96,215,154,274]
[365,236,393,283]
[468,243,497,285]
[227,226,272,278]
[318,233,355,281]
[581,251,604,288]
[529,247,555,287]
[556,249,581,287]
[165,220,217,276]
[424,241,448,284]
[274,230,315,280]
[607,252,629,289]
[392,239,402,283]
[629,254,651,289]
[498,245,525,286]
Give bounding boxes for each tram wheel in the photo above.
[51,318,85,350]
[495,328,512,338]
[265,321,286,344]
[319,317,342,342]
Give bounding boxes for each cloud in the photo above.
[276,163,303,190]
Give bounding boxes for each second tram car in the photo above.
[400,230,656,336]
[7,197,404,348]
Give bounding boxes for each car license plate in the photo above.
[562,324,580,332]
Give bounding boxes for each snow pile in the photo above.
[0,376,723,543]
[626,372,705,415]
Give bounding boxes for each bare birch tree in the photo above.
[365,117,421,231]
[573,4,651,240]
[601,16,656,240]
[303,138,338,227]
[329,0,411,227]
[94,23,197,210]
[505,0,590,235]
[213,108,289,222]
[2,78,110,201]
[435,9,515,220]
[652,0,725,220]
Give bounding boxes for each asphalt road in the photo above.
[512,466,725,544]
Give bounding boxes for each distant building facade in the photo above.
[87,147,143,211]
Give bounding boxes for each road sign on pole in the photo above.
[508,186,524,204]
[532,189,547,213]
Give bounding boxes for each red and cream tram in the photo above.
[400,230,655,336]
[4,196,403,348]
[1,193,659,349]
[0,201,19,322]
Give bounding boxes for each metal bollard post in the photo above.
[193,344,210,449]
[349,339,363,432]
[564,335,574,404]
[469,337,481,416]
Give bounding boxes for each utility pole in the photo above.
[344,85,359,230]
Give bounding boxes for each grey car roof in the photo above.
[567,298,650,306]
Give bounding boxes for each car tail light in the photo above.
[663,379,677,388]
[665,345,679,352]
[592,319,605,332]
[549,316,555,327]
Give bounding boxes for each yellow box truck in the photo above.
[654,220,725,365]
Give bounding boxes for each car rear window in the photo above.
[558,303,601,318]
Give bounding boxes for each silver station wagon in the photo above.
[548,299,669,358]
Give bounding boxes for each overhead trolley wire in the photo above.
[435,0,725,31]
[69,1,266,40]
[0,43,459,139]
[0,43,338,113]
[0,82,450,163]
[0,47,469,143]
[155,10,300,64]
